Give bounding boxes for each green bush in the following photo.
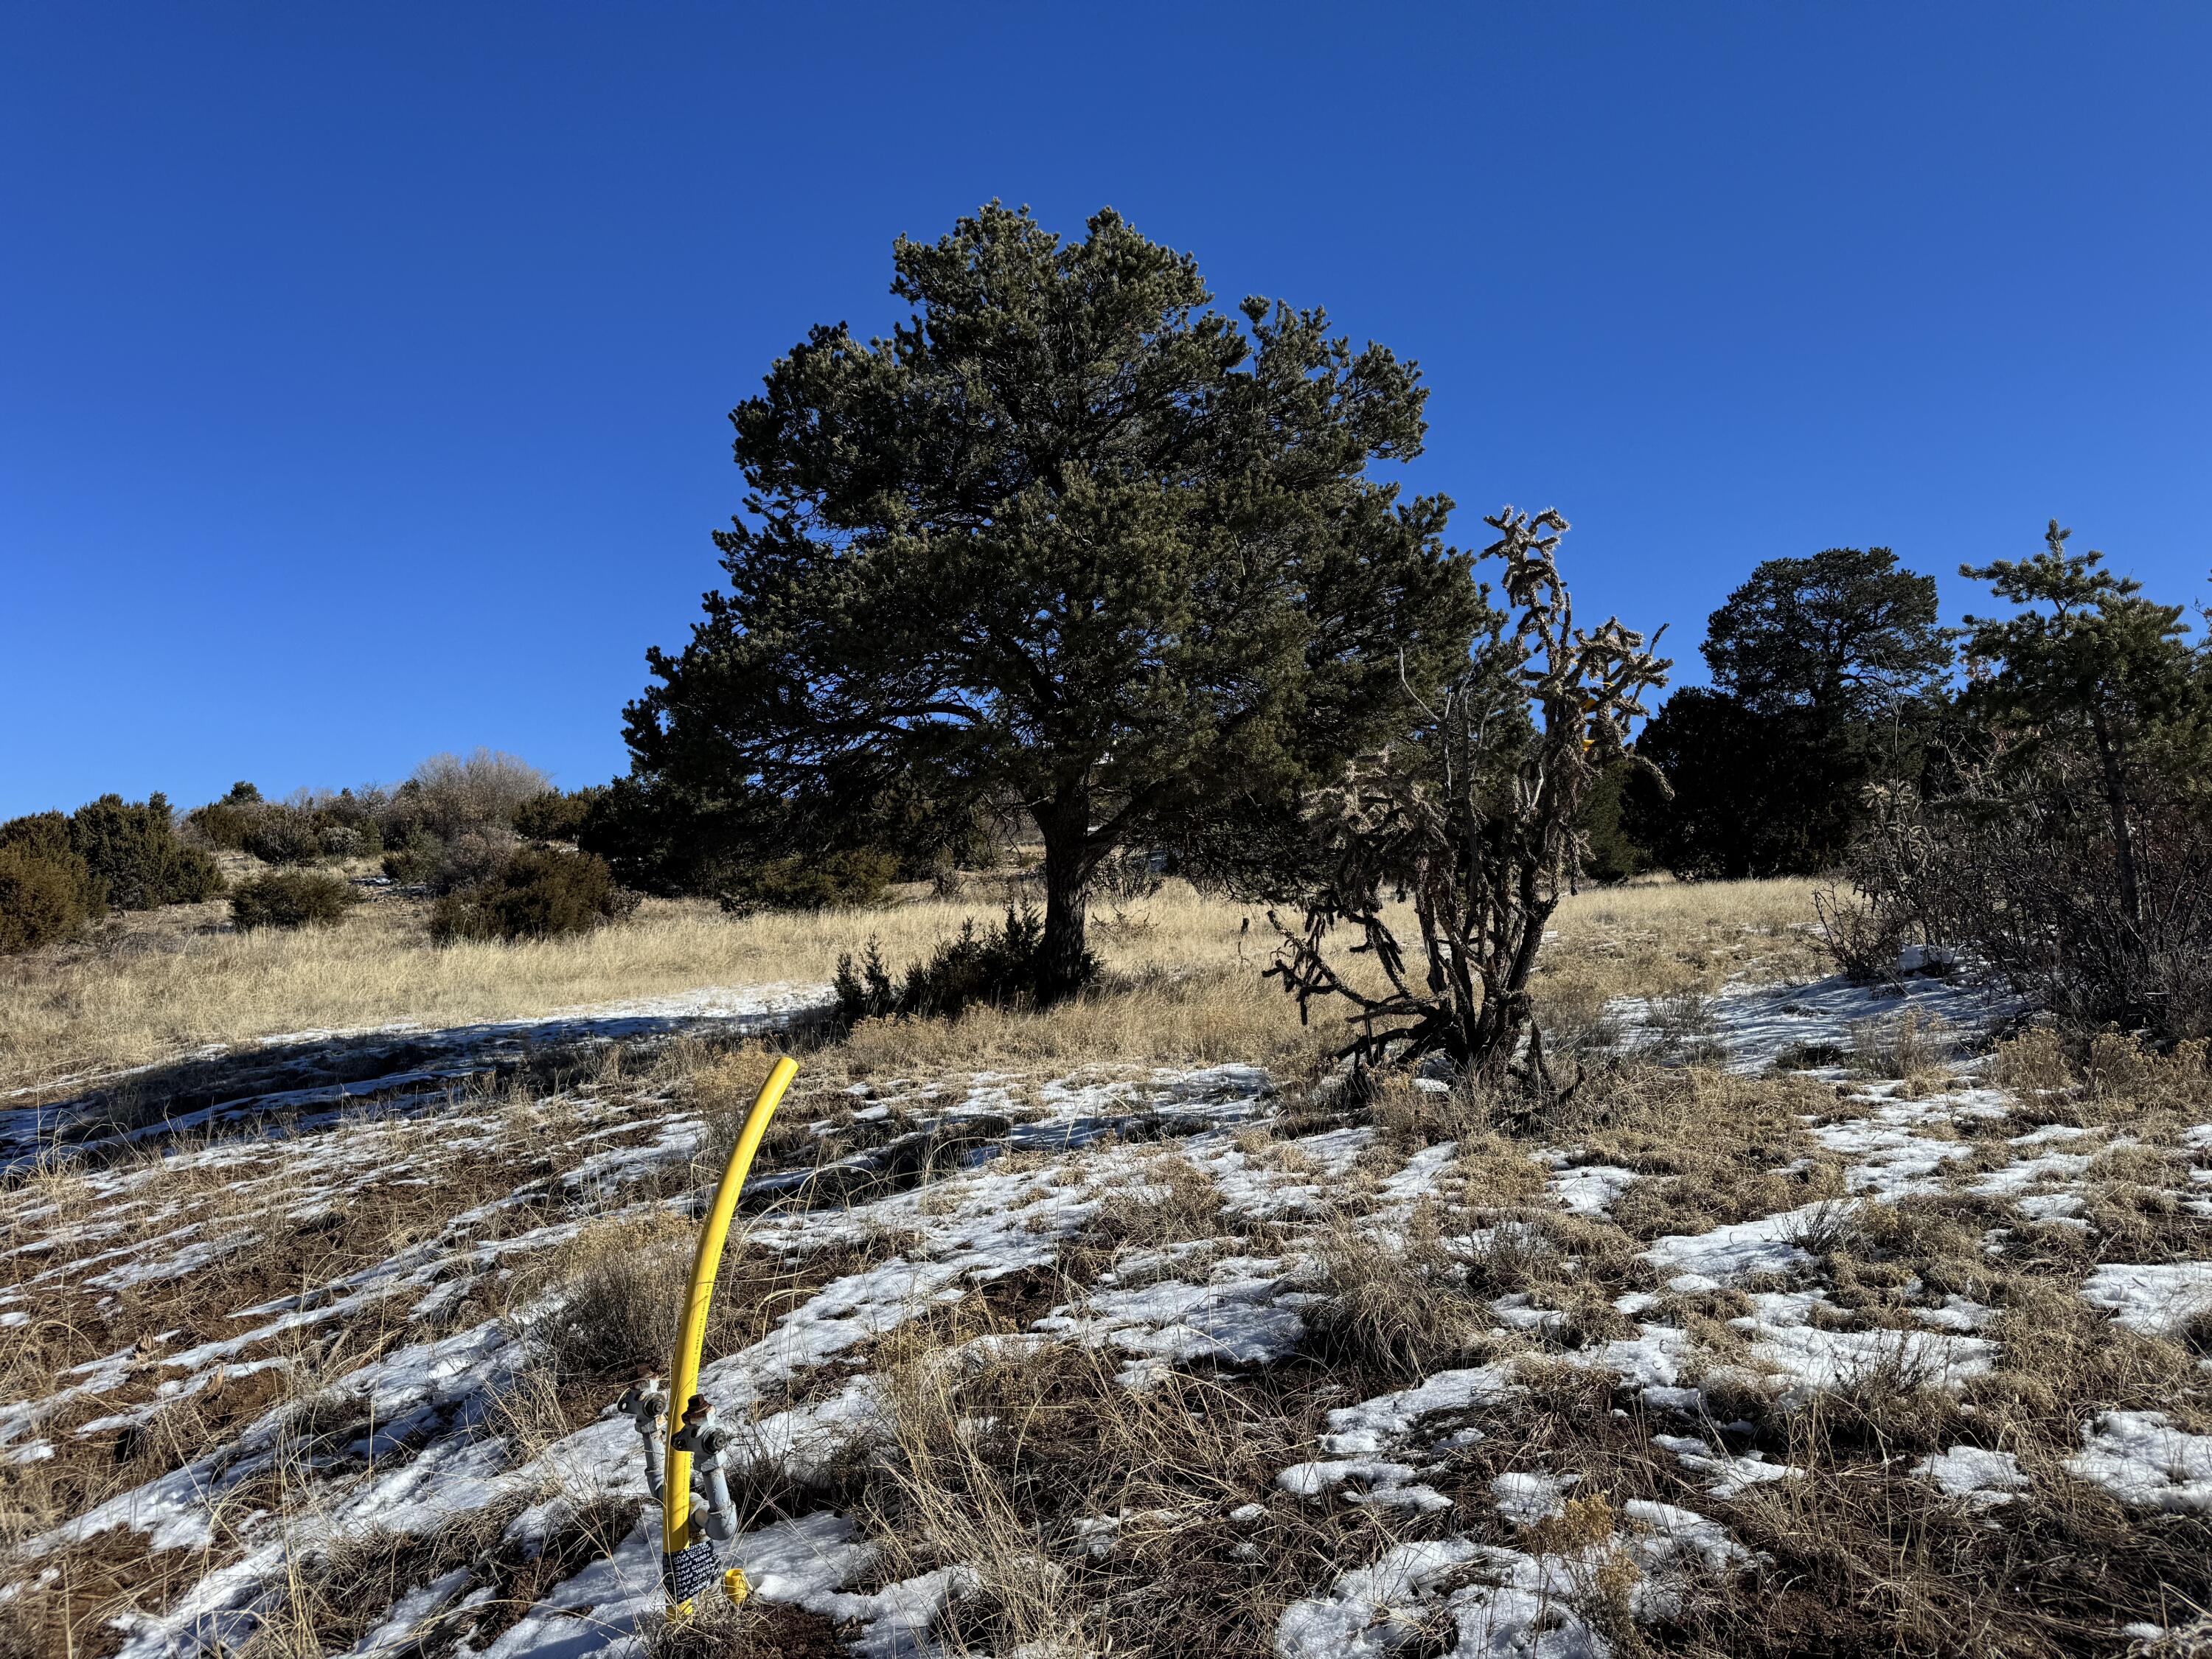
[0,845,97,953]
[834,905,1091,1023]
[1,810,80,867]
[230,870,361,931]
[722,848,898,913]
[512,787,604,844]
[44,795,223,911]
[379,830,439,884]
[185,782,265,850]
[1579,762,1656,886]
[429,849,635,944]
[241,810,327,866]
[195,787,386,867]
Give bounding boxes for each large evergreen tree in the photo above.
[1704,546,1952,718]
[1634,546,1952,876]
[625,205,1484,994]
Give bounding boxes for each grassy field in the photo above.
[0,874,1826,1095]
[34,873,2204,1659]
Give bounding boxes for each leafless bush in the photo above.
[1850,759,2212,1042]
[405,750,552,840]
[1266,508,1670,1095]
[1814,881,1911,984]
[1783,1197,1867,1259]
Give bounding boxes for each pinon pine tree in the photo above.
[1266,508,1670,1093]
[622,205,1484,1000]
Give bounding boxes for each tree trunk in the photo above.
[1035,792,1095,1004]
[2090,711,2143,933]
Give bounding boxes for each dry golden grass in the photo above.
[0,875,1827,1096]
[1534,874,1828,1007]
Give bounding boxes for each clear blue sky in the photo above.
[4,2,2208,818]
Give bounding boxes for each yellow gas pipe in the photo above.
[660,1054,798,1613]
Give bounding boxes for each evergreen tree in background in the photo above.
[621,204,1484,996]
[1634,547,1952,876]
[1704,545,1954,720]
[1841,524,2212,1037]
[1959,521,2209,933]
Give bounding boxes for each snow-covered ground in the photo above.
[7,959,2210,1657]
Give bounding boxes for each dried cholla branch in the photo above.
[1266,507,1672,1095]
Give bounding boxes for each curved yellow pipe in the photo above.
[662,1054,798,1576]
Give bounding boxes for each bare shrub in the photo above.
[1265,507,1670,1095]
[403,749,553,839]
[1882,775,2212,1040]
[1815,880,1910,984]
[424,827,519,894]
[1782,1196,1867,1259]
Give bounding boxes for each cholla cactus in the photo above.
[1267,507,1670,1093]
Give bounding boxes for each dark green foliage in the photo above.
[0,813,108,948]
[577,775,988,897]
[0,810,80,867]
[834,906,1088,1023]
[721,849,899,913]
[229,870,361,931]
[1630,690,1880,877]
[428,849,635,944]
[187,784,262,850]
[380,830,441,886]
[573,775,761,897]
[1578,762,1654,885]
[1958,520,2209,933]
[1635,548,1952,877]
[0,845,96,953]
[240,811,327,866]
[512,786,605,844]
[1,796,218,931]
[66,794,224,910]
[623,204,1484,1000]
[190,787,383,865]
[1704,546,1952,719]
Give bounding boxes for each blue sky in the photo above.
[4,2,2208,817]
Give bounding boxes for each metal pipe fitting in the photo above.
[616,1377,669,1504]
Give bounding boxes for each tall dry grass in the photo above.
[1,877,1825,1094]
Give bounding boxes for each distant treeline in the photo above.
[0,750,630,950]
